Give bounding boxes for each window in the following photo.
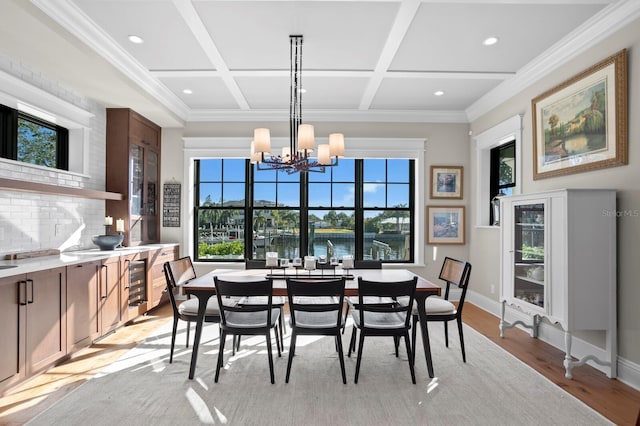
[489,140,516,223]
[194,158,414,263]
[473,115,522,227]
[0,104,69,170]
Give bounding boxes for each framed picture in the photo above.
[532,49,627,180]
[426,206,465,245]
[430,166,463,199]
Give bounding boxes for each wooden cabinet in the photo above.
[106,108,161,247]
[99,257,122,335]
[499,189,617,379]
[0,268,66,392]
[146,246,178,310]
[66,261,100,352]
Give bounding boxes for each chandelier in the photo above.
[250,35,345,174]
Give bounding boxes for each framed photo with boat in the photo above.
[426,206,465,245]
[532,49,627,180]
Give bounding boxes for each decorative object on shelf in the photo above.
[491,191,506,226]
[265,251,279,268]
[426,206,465,245]
[250,35,345,174]
[430,166,463,199]
[532,49,627,180]
[304,255,316,271]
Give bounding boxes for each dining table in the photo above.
[182,268,441,380]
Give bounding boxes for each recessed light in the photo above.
[128,35,144,44]
[483,36,499,46]
[434,90,444,96]
[183,89,193,95]
[298,88,307,94]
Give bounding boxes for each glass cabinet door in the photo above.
[513,202,545,308]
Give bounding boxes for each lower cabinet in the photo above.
[66,261,100,352]
[147,246,178,310]
[0,267,67,392]
[99,257,122,335]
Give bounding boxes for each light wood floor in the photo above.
[1,302,639,425]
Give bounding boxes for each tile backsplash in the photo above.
[0,52,107,255]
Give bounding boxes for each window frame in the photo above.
[184,137,426,266]
[193,158,415,263]
[0,103,69,170]
[473,115,522,227]
[489,140,516,224]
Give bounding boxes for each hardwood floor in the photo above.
[1,302,639,425]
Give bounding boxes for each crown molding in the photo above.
[31,0,190,121]
[466,0,640,122]
[186,108,468,123]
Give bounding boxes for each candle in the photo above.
[265,252,279,267]
[104,216,113,226]
[304,256,316,271]
[116,219,125,233]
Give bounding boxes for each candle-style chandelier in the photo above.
[250,35,345,174]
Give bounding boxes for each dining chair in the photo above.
[243,258,286,346]
[342,259,387,334]
[348,276,418,384]
[213,276,281,384]
[163,256,221,363]
[285,277,347,384]
[411,257,472,363]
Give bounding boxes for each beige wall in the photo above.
[469,18,640,364]
[161,121,470,284]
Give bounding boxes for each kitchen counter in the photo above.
[0,243,179,278]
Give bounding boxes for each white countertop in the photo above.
[0,243,179,278]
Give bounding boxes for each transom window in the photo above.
[194,158,414,263]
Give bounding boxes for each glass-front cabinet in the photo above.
[499,189,617,379]
[512,202,545,311]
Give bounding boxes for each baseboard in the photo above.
[466,289,640,392]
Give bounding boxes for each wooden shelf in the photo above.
[0,177,122,200]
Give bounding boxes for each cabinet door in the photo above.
[0,275,26,388]
[504,199,547,314]
[129,143,145,244]
[147,247,177,309]
[144,148,159,243]
[67,261,100,350]
[100,257,122,334]
[26,267,67,373]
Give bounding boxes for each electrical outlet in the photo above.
[55,224,62,236]
[490,284,495,294]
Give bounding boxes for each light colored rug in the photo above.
[27,318,612,426]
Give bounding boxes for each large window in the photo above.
[194,158,414,263]
[0,104,69,170]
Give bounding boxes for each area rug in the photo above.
[27,318,612,425]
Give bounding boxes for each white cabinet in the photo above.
[499,189,616,378]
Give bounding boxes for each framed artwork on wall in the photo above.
[426,205,465,245]
[430,166,463,199]
[532,49,627,180]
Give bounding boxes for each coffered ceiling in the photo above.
[2,1,638,127]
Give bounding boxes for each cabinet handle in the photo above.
[101,264,108,299]
[124,259,131,289]
[18,280,27,305]
[26,279,34,304]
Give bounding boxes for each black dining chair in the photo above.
[213,276,281,384]
[342,259,388,334]
[348,276,418,384]
[285,277,347,384]
[163,256,221,363]
[243,258,286,346]
[411,257,472,363]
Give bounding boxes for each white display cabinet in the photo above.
[499,189,616,378]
